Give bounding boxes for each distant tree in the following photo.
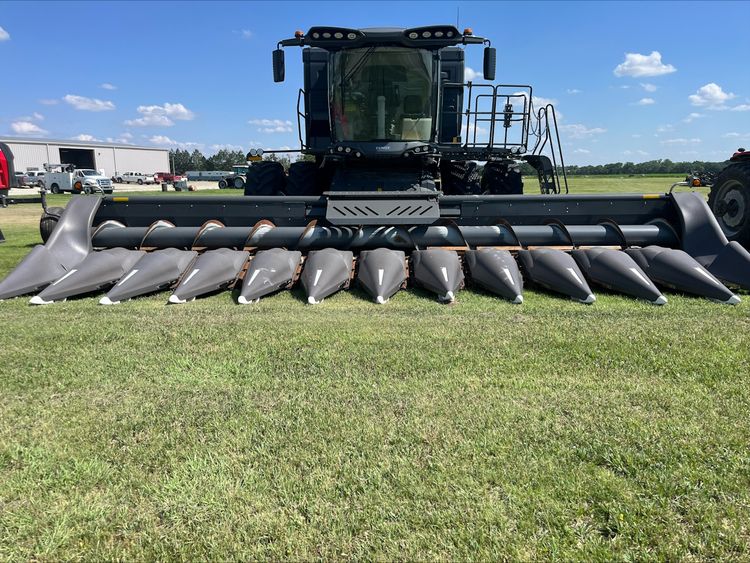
[169,149,192,174]
[265,153,293,171]
[189,149,207,171]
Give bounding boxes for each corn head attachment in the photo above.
[1,189,748,306]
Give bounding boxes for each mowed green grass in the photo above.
[1,176,749,560]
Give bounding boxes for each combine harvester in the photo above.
[1,25,750,306]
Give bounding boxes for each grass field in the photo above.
[1,176,749,560]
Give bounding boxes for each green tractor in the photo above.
[218,164,250,189]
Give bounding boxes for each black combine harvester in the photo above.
[1,25,750,306]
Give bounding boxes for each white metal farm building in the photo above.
[0,137,169,177]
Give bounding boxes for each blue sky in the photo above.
[1,0,748,164]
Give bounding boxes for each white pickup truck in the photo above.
[115,172,156,185]
[45,167,113,194]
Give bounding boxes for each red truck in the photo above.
[154,172,183,183]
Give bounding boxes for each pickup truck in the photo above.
[154,172,183,183]
[115,172,156,185]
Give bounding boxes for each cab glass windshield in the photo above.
[330,47,434,142]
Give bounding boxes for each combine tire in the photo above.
[39,206,64,243]
[285,161,320,196]
[709,162,750,247]
[218,179,228,189]
[233,176,245,189]
[441,161,481,195]
[481,162,523,194]
[244,161,286,195]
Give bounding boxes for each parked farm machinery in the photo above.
[1,26,749,306]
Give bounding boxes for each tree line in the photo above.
[169,149,300,174]
[170,148,730,177]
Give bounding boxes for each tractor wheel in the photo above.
[285,161,320,196]
[481,162,523,194]
[39,206,65,243]
[50,183,60,194]
[218,179,228,189]
[233,176,245,189]
[709,162,750,247]
[440,160,481,195]
[244,161,286,196]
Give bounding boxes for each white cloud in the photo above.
[656,124,674,134]
[100,83,117,90]
[63,94,116,111]
[248,118,293,133]
[683,112,704,123]
[464,66,480,81]
[241,29,252,39]
[566,89,582,95]
[640,83,658,92]
[17,112,45,122]
[0,26,9,41]
[11,121,48,136]
[71,134,101,142]
[632,134,642,138]
[559,123,606,139]
[661,138,702,145]
[732,104,750,112]
[532,96,558,108]
[209,143,245,152]
[125,102,195,127]
[39,99,59,105]
[614,51,676,77]
[688,83,736,108]
[125,114,172,127]
[149,135,201,149]
[637,97,656,105]
[573,148,590,154]
[723,132,750,140]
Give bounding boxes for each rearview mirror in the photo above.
[273,49,285,83]
[483,47,496,81]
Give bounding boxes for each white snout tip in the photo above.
[725,294,741,305]
[651,295,668,306]
[99,295,119,305]
[376,295,386,304]
[580,293,596,304]
[237,296,260,305]
[308,296,321,305]
[29,295,53,305]
[512,294,523,304]
[168,294,186,304]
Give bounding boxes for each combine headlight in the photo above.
[256,148,264,156]
[408,32,418,39]
[312,32,320,39]
[249,148,257,156]
[323,32,331,38]
[345,147,352,153]
[422,31,432,38]
[337,146,344,152]
[446,31,454,37]
[435,31,444,37]
[334,32,343,39]
[347,32,357,39]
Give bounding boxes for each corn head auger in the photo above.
[1,25,750,306]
